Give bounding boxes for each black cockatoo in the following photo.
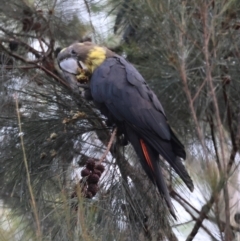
[57,42,194,219]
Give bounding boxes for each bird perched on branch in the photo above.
[57,42,194,219]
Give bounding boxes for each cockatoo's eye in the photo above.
[71,49,77,55]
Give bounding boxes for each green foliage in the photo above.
[0,0,240,240]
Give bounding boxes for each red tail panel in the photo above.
[140,139,154,171]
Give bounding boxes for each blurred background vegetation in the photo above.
[0,0,240,240]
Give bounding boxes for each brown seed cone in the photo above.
[22,17,34,32]
[32,22,42,31]
[86,159,95,171]
[87,174,99,184]
[85,191,93,199]
[95,164,105,173]
[93,169,102,178]
[9,40,18,52]
[81,168,90,177]
[87,184,98,196]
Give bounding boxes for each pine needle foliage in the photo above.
[1,0,240,240]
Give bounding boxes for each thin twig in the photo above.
[192,78,207,103]
[202,3,226,167]
[208,115,222,171]
[178,33,209,162]
[0,42,40,64]
[99,127,117,164]
[222,81,237,152]
[185,3,234,240]
[0,43,71,89]
[186,195,216,241]
[202,4,231,239]
[223,184,233,240]
[222,80,236,240]
[170,188,240,232]
[214,196,225,241]
[173,195,218,241]
[170,189,200,214]
[83,0,96,35]
[3,65,37,70]
[0,36,41,58]
[14,94,42,240]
